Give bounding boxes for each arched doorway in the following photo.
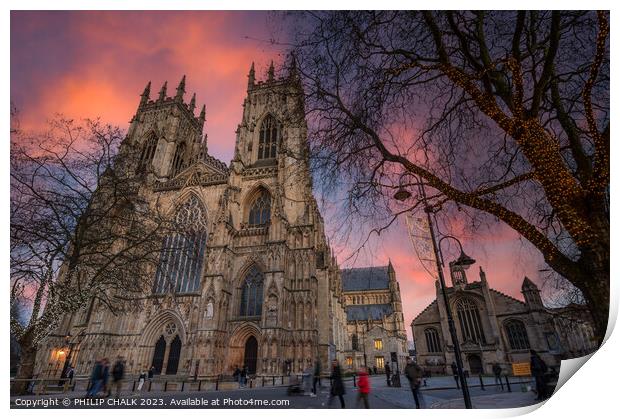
[166,335,182,375]
[244,336,258,374]
[467,354,483,375]
[152,335,166,374]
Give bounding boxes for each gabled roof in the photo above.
[345,304,394,321]
[341,266,390,291]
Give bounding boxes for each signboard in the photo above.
[405,212,438,279]
[512,362,532,376]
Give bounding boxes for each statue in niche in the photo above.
[205,301,214,320]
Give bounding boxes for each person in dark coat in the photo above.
[101,358,110,397]
[385,362,392,386]
[148,365,155,381]
[328,360,346,408]
[312,358,321,396]
[492,363,503,390]
[111,356,125,398]
[87,359,104,397]
[530,350,548,401]
[240,365,248,388]
[404,357,423,409]
[450,361,459,386]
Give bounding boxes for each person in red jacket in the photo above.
[356,366,370,409]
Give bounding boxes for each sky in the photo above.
[10,10,549,340]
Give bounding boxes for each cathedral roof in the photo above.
[345,304,394,321]
[341,266,390,291]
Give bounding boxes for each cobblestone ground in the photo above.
[11,375,542,409]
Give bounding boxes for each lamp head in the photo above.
[454,250,476,269]
[393,187,412,201]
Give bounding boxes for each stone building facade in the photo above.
[340,264,408,373]
[411,265,597,375]
[35,62,350,379]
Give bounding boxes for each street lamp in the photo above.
[394,173,474,409]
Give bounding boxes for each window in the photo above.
[346,357,353,367]
[456,299,485,343]
[153,195,207,294]
[239,265,264,317]
[374,339,383,351]
[248,190,271,226]
[505,320,530,350]
[375,356,385,369]
[425,328,441,353]
[258,115,279,160]
[139,134,157,171]
[351,334,359,351]
[171,142,186,177]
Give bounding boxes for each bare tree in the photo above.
[289,11,609,343]
[10,117,172,394]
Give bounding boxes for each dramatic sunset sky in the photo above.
[11,11,549,339]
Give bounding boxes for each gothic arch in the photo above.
[242,184,273,226]
[140,309,187,347]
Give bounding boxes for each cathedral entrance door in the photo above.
[244,336,258,374]
[166,335,182,375]
[152,335,166,374]
[467,354,483,375]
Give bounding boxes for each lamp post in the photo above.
[394,174,474,409]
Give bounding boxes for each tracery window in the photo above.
[153,195,207,294]
[139,134,158,171]
[171,142,186,177]
[456,298,485,343]
[239,265,264,317]
[258,115,279,160]
[424,327,442,353]
[248,190,271,226]
[505,319,531,350]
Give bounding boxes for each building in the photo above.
[411,265,597,375]
[35,61,350,379]
[340,263,408,373]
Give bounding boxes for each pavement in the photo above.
[10,374,544,409]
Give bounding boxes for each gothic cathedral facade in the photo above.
[35,62,350,379]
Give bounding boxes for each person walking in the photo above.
[111,356,125,398]
[328,360,346,408]
[233,366,242,388]
[385,362,392,386]
[311,358,321,396]
[356,366,370,409]
[86,359,104,397]
[240,365,248,388]
[450,361,459,387]
[492,363,503,391]
[101,358,111,397]
[530,350,548,401]
[148,365,155,381]
[404,357,423,409]
[136,369,147,393]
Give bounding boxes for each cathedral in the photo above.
[411,264,597,376]
[35,61,352,379]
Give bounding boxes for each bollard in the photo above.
[455,375,460,389]
[282,375,284,385]
[353,374,357,388]
[479,374,485,391]
[272,376,275,386]
[250,378,253,388]
[132,381,136,392]
[505,375,512,392]
[262,376,265,387]
[198,380,202,391]
[164,381,168,392]
[181,381,185,392]
[215,377,219,391]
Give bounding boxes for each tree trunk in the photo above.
[12,343,37,396]
[578,245,610,347]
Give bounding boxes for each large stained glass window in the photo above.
[239,265,264,317]
[153,195,207,294]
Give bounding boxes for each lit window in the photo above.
[375,356,385,369]
[374,339,383,350]
[346,357,353,366]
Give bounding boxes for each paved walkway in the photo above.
[430,392,542,409]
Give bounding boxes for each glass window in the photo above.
[153,195,207,294]
[139,134,157,171]
[374,339,383,350]
[505,320,531,350]
[239,265,264,317]
[456,299,485,343]
[258,115,280,160]
[425,328,442,353]
[171,143,186,177]
[375,356,385,369]
[346,357,353,367]
[248,190,271,226]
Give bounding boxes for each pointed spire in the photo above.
[189,93,196,113]
[175,75,186,101]
[198,104,206,127]
[140,81,151,107]
[248,62,255,89]
[267,60,275,82]
[158,81,168,101]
